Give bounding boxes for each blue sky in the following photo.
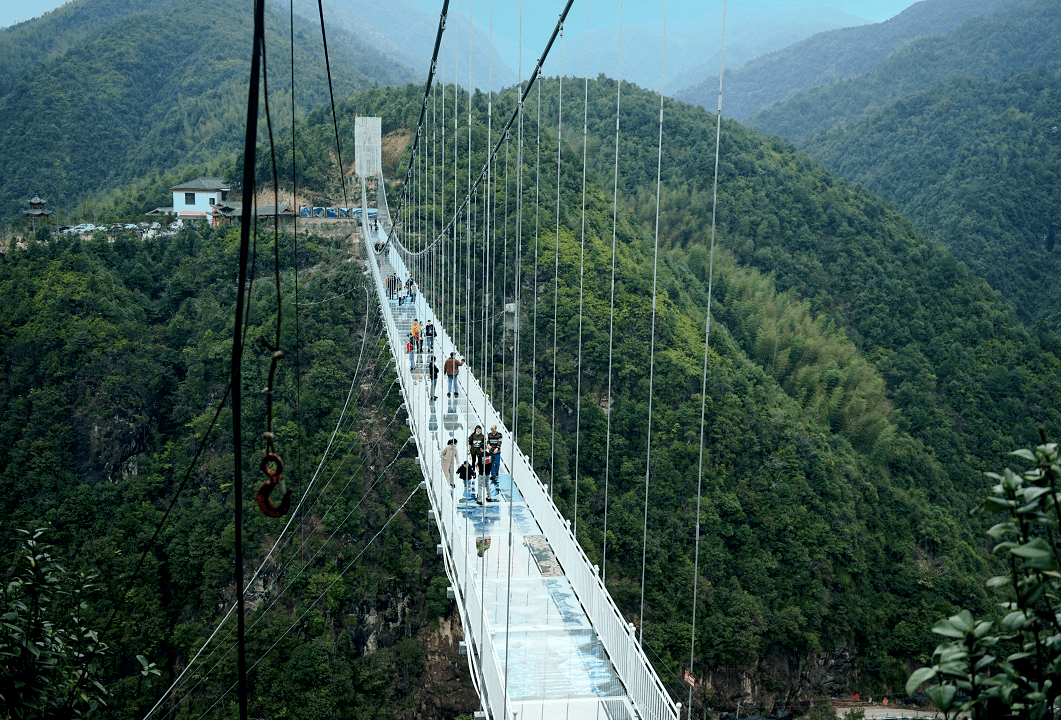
[415,1,917,47]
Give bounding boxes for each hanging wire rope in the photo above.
[639,0,669,645]
[313,0,351,208]
[159,424,413,704]
[690,2,727,714]
[530,79,542,472]
[502,11,525,705]
[549,31,563,500]
[502,8,524,712]
[227,0,269,711]
[145,298,389,720]
[152,411,410,720]
[601,0,624,584]
[572,0,593,541]
[380,0,450,252]
[387,1,574,263]
[485,0,494,409]
[500,133,510,416]
[192,482,423,720]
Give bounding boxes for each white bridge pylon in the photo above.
[356,122,679,720]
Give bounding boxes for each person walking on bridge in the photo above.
[424,320,436,352]
[444,352,464,398]
[487,425,502,489]
[469,425,491,504]
[428,356,439,400]
[412,319,423,353]
[468,425,486,477]
[440,438,457,488]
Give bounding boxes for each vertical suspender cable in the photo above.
[501,135,510,415]
[531,79,541,472]
[465,1,472,366]
[452,52,458,375]
[602,0,624,583]
[549,31,563,500]
[572,0,592,541]
[690,3,725,714]
[639,0,668,647]
[484,0,493,406]
[503,10,523,712]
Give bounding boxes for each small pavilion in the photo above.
[24,195,52,231]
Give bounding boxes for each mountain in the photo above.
[798,67,1061,330]
[232,78,1061,707]
[542,6,870,93]
[746,0,1061,141]
[674,0,1014,122]
[0,0,415,223]
[6,28,1061,720]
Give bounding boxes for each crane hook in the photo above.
[257,452,291,518]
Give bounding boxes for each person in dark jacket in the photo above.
[424,320,436,352]
[428,356,439,400]
[468,426,485,476]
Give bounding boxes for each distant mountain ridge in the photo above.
[747,0,1059,141]
[674,0,1015,121]
[798,69,1061,329]
[541,6,870,93]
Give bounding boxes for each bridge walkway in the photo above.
[354,148,677,718]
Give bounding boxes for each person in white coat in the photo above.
[440,438,457,488]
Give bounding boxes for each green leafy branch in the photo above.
[907,433,1061,718]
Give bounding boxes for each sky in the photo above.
[2,0,918,32]
[411,0,918,53]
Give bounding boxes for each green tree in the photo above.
[907,433,1061,718]
[0,529,109,719]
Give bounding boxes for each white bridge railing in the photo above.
[363,222,679,720]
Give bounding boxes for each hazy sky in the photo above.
[2,0,918,32]
[414,0,918,54]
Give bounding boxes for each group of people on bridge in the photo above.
[385,272,418,307]
[440,424,504,506]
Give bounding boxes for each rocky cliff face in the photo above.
[696,644,857,718]
[344,589,478,719]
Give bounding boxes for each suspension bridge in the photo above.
[356,110,680,718]
[137,0,726,715]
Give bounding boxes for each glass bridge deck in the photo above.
[367,225,676,720]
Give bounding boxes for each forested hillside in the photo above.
[673,0,1010,122]
[800,67,1061,330]
[0,225,476,719]
[262,79,1061,705]
[0,0,414,223]
[7,74,1061,719]
[746,0,1061,141]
